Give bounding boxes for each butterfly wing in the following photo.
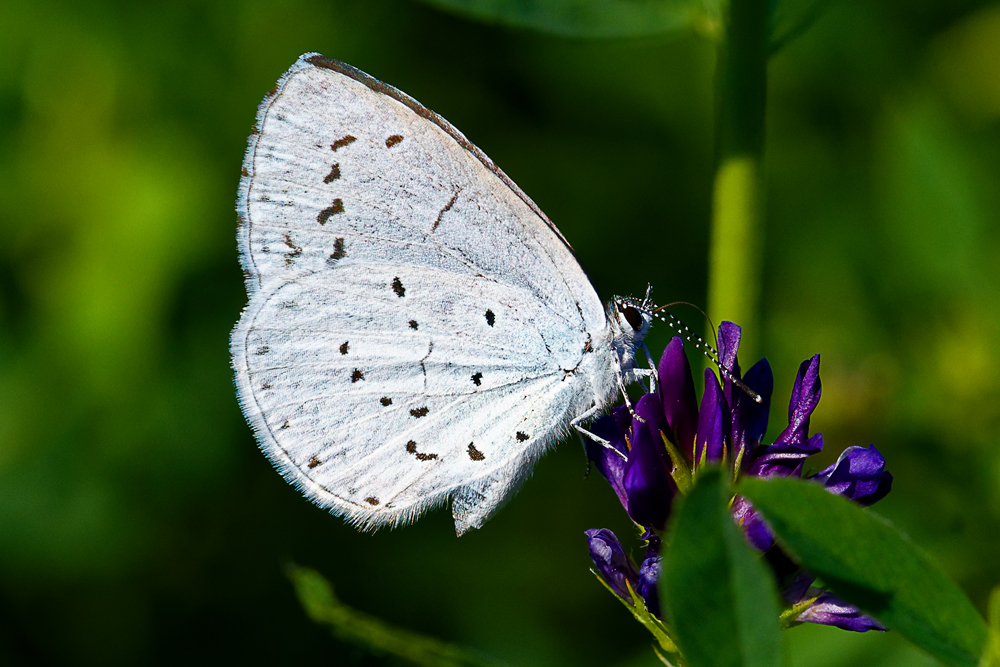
[232,54,610,532]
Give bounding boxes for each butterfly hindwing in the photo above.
[236,260,590,529]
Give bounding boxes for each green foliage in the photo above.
[2,0,999,664]
[415,0,831,55]
[289,565,498,667]
[416,0,719,38]
[979,587,1000,667]
[592,571,680,655]
[661,468,783,667]
[739,476,988,667]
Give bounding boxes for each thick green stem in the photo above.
[707,0,769,359]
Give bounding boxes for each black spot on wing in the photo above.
[365,496,379,506]
[261,381,272,390]
[329,237,346,261]
[516,432,529,442]
[467,443,485,461]
[410,407,428,418]
[392,277,405,297]
[380,397,392,406]
[409,320,418,330]
[323,163,341,183]
[485,309,495,327]
[351,369,364,383]
[283,233,302,265]
[405,440,438,461]
[317,199,344,225]
[339,342,349,355]
[280,420,290,429]
[331,135,356,151]
[307,456,321,469]
[385,134,404,148]
[471,372,482,386]
[255,346,270,355]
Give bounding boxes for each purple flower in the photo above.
[783,572,886,632]
[794,594,887,632]
[658,336,698,456]
[812,445,893,506]
[637,537,662,618]
[695,368,731,464]
[623,396,676,530]
[731,494,777,552]
[585,528,638,601]
[585,398,677,530]
[585,528,660,615]
[584,321,893,633]
[583,406,631,510]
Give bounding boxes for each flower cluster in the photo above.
[584,322,893,631]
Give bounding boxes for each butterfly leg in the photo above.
[641,343,659,393]
[570,405,628,461]
[623,367,655,395]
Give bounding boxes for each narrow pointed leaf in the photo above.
[977,587,1000,667]
[416,0,717,39]
[738,476,987,667]
[661,468,783,667]
[288,565,497,667]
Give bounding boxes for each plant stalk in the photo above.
[707,0,769,360]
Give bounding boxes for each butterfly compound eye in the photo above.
[622,305,643,331]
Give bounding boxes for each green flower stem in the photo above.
[707,0,769,360]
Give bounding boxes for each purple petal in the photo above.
[747,432,824,478]
[585,528,639,602]
[776,354,822,445]
[782,573,886,632]
[731,495,775,552]
[638,546,662,618]
[623,401,675,530]
[658,337,698,458]
[717,321,743,403]
[812,445,893,506]
[795,592,886,632]
[731,358,774,469]
[695,369,731,463]
[782,572,817,604]
[610,403,633,436]
[634,392,669,443]
[584,415,630,510]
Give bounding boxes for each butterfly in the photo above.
[231,53,659,534]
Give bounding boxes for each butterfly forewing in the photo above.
[233,54,609,531]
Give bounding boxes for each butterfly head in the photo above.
[609,286,655,350]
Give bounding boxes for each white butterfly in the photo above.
[231,54,657,535]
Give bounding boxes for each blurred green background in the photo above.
[2,0,999,664]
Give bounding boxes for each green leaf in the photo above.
[288,564,498,667]
[416,0,719,39]
[661,467,783,667]
[738,476,988,667]
[980,587,1000,667]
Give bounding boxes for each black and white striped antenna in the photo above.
[647,302,762,404]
